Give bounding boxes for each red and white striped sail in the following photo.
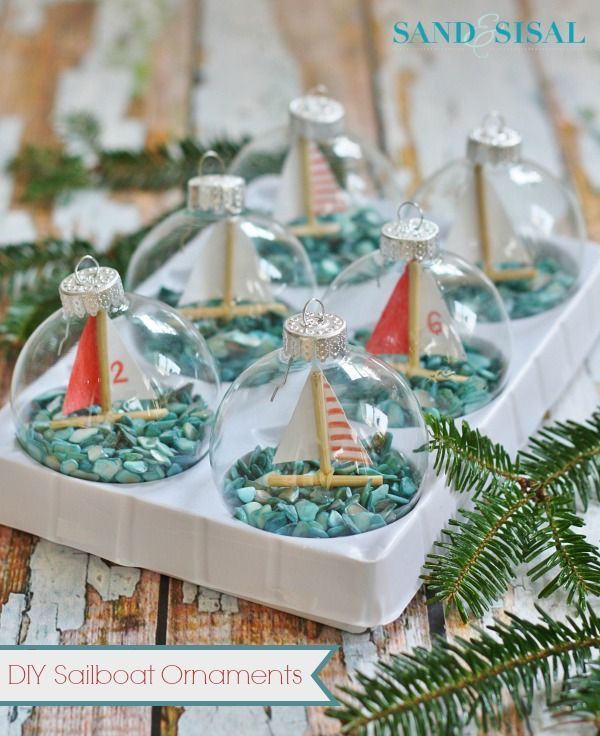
[446,170,533,266]
[367,266,466,362]
[273,141,348,223]
[179,220,274,307]
[62,316,158,416]
[273,371,372,467]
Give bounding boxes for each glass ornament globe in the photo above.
[229,87,403,285]
[415,112,583,319]
[12,257,219,484]
[325,203,512,419]
[126,152,316,383]
[210,300,428,539]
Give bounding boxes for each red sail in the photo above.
[62,316,101,415]
[366,268,410,355]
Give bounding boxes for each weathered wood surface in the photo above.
[0,1,598,734]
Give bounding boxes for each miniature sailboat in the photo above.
[273,139,347,237]
[367,261,468,381]
[446,164,536,282]
[50,311,166,429]
[267,370,383,488]
[178,219,288,321]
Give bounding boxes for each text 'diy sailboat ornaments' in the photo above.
[325,202,512,418]
[11,256,219,483]
[211,299,428,538]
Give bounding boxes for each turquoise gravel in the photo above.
[354,330,505,419]
[290,207,384,285]
[223,432,422,538]
[158,291,287,382]
[449,253,577,320]
[18,385,213,483]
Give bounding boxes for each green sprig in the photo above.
[328,606,600,735]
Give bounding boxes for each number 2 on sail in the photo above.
[110,360,128,384]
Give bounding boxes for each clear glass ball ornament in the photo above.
[229,87,403,286]
[210,299,428,539]
[325,202,512,419]
[415,112,584,319]
[12,256,220,484]
[126,152,316,382]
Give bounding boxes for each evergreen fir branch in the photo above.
[0,282,62,352]
[0,239,92,299]
[551,660,600,731]
[10,137,248,203]
[422,486,537,620]
[328,607,600,736]
[424,412,600,622]
[526,495,600,606]
[518,412,600,508]
[425,414,521,495]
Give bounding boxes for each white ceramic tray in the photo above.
[1,244,599,632]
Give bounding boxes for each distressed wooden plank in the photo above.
[273,0,380,141]
[522,0,600,240]
[193,0,301,139]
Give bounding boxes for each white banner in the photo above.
[0,647,336,705]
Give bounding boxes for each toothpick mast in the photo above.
[474,163,536,282]
[96,309,112,414]
[267,370,383,488]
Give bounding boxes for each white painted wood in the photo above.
[86,555,141,601]
[193,0,301,138]
[341,631,378,679]
[0,593,25,645]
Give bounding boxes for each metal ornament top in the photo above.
[289,86,345,141]
[380,202,440,262]
[60,256,127,319]
[187,150,245,214]
[467,112,522,165]
[282,299,347,361]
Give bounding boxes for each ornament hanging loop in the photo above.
[396,201,424,232]
[302,297,326,326]
[199,150,225,176]
[74,255,101,286]
[481,110,505,134]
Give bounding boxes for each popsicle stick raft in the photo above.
[50,257,165,429]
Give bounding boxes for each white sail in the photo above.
[106,319,159,402]
[445,170,532,266]
[419,269,467,362]
[273,141,348,223]
[179,220,274,307]
[273,371,372,467]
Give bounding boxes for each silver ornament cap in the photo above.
[289,86,345,141]
[282,299,347,361]
[60,255,127,319]
[380,202,440,262]
[467,112,522,165]
[187,150,245,214]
